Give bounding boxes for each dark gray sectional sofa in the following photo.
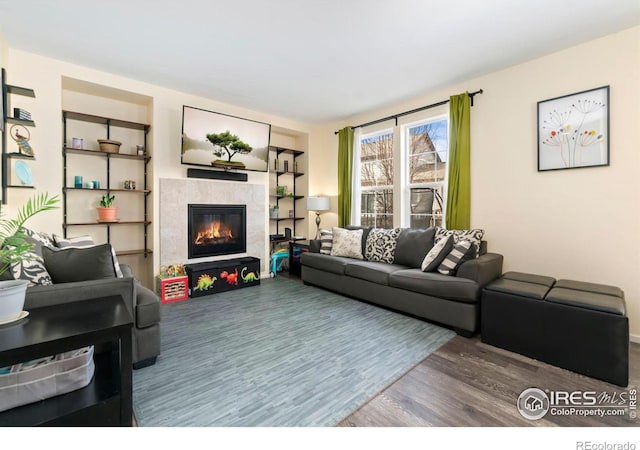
[301,226,503,336]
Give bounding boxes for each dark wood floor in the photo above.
[338,336,639,427]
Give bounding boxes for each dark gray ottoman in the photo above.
[482,272,629,386]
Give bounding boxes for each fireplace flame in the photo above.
[194,221,234,245]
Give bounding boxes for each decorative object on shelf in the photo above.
[307,196,331,240]
[0,193,59,324]
[284,160,289,172]
[181,106,271,173]
[74,175,83,188]
[293,161,298,173]
[269,205,279,219]
[136,145,145,156]
[124,180,136,190]
[276,185,286,196]
[97,193,117,222]
[97,139,122,154]
[538,85,609,171]
[84,181,94,189]
[288,209,294,218]
[13,108,31,121]
[10,124,34,156]
[72,137,83,149]
[273,158,279,171]
[93,180,100,189]
[14,160,32,185]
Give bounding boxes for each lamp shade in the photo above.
[307,196,330,212]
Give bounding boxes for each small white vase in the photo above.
[0,279,29,322]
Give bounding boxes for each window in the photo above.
[405,117,448,228]
[354,112,448,230]
[359,130,394,228]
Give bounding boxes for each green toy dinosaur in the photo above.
[241,267,260,283]
[194,273,216,291]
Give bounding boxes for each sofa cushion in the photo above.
[345,225,370,256]
[42,244,118,283]
[51,234,123,278]
[301,252,351,275]
[421,235,453,272]
[344,260,408,286]
[10,251,53,286]
[364,228,401,263]
[22,228,55,258]
[435,227,485,257]
[136,283,161,328]
[390,269,481,303]
[394,227,435,268]
[437,240,474,275]
[330,227,364,259]
[319,229,333,255]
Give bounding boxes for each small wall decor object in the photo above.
[74,176,83,188]
[288,209,294,218]
[276,185,286,196]
[93,180,100,189]
[84,181,94,189]
[10,125,34,156]
[136,145,145,156]
[72,138,83,149]
[538,86,609,171]
[284,160,289,172]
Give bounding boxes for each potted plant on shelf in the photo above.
[97,193,117,222]
[0,193,59,323]
[269,204,279,219]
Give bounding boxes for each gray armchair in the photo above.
[25,263,161,369]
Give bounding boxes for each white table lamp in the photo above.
[307,196,330,239]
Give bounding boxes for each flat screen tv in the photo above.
[181,105,271,173]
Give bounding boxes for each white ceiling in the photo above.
[0,1,638,124]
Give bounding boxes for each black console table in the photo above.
[0,295,133,426]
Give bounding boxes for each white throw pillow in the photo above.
[421,235,454,272]
[330,227,363,259]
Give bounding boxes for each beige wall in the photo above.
[327,26,640,337]
[3,48,315,284]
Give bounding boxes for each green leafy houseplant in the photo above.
[0,193,59,323]
[0,193,59,275]
[97,193,117,222]
[99,193,115,207]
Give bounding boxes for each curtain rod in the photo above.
[334,89,483,135]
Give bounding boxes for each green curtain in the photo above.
[337,127,354,227]
[445,93,471,229]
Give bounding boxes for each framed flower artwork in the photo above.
[537,86,609,171]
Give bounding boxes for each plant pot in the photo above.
[270,209,279,219]
[97,207,117,222]
[0,279,29,323]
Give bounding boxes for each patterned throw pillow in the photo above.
[319,229,333,255]
[434,227,485,257]
[364,228,401,263]
[437,240,473,275]
[53,234,95,248]
[23,228,55,256]
[330,227,364,259]
[421,235,454,272]
[10,251,53,286]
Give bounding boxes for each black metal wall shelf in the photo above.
[62,110,151,257]
[1,68,37,204]
[269,145,305,238]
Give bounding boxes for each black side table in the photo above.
[289,240,310,277]
[0,295,133,426]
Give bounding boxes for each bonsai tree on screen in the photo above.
[206,130,252,169]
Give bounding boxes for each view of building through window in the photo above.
[360,131,394,228]
[357,115,448,229]
[407,118,448,228]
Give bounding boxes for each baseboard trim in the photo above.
[630,334,640,344]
